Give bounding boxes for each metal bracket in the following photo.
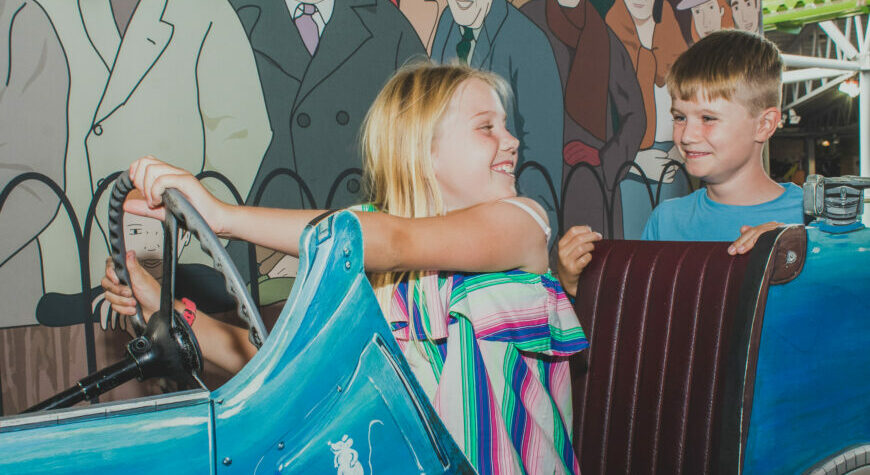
[803,174,870,226]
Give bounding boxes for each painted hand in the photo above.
[631,149,678,184]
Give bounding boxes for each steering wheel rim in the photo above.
[108,171,268,348]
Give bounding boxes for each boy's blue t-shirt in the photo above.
[641,183,805,241]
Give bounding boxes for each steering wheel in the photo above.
[108,170,269,377]
[24,172,268,412]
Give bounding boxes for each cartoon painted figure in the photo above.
[730,0,760,32]
[328,435,364,475]
[226,0,425,283]
[0,0,68,328]
[522,0,646,238]
[607,0,690,238]
[26,0,271,314]
[398,0,448,53]
[432,0,564,237]
[677,0,735,41]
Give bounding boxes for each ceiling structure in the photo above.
[763,2,869,173]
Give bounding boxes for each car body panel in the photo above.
[744,225,870,473]
[0,391,212,474]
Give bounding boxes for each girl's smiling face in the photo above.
[431,78,519,211]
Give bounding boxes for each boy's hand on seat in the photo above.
[101,252,161,320]
[728,222,782,255]
[557,226,602,297]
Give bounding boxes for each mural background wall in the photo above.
[0,0,759,414]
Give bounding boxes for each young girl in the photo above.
[103,62,593,474]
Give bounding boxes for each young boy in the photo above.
[557,30,804,296]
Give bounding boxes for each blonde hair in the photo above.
[667,29,782,115]
[360,61,511,320]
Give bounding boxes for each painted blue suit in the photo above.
[432,0,564,237]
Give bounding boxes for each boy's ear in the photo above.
[755,107,782,142]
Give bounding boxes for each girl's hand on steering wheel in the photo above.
[127,156,230,235]
[101,252,161,320]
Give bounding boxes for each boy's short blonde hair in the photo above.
[667,29,783,115]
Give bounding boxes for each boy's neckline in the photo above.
[705,177,786,206]
[704,181,789,207]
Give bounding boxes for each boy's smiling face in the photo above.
[670,91,773,185]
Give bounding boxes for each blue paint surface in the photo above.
[0,211,472,474]
[744,225,870,473]
[0,396,212,474]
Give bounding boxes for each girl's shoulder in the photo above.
[495,197,551,242]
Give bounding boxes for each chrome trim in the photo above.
[0,390,210,432]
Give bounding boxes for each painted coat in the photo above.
[0,0,68,326]
[36,0,271,295]
[230,0,426,211]
[432,0,564,236]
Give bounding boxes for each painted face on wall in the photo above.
[446,0,493,29]
[730,0,759,32]
[123,213,191,279]
[691,0,724,38]
[624,0,655,22]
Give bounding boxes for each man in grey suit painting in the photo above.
[228,0,426,280]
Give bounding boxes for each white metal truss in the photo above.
[780,14,870,176]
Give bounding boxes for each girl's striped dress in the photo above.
[389,270,588,474]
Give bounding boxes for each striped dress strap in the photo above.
[500,198,551,241]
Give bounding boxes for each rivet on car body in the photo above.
[222,457,232,466]
[278,442,285,450]
[345,261,351,270]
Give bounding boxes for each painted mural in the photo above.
[0,0,761,414]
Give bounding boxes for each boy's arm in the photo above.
[727,222,782,255]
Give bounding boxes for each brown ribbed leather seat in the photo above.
[570,239,754,474]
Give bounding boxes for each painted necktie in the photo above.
[456,27,475,64]
[295,3,319,56]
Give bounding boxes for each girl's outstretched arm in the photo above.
[128,157,550,274]
[126,157,322,257]
[356,199,551,274]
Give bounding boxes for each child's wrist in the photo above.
[214,202,237,238]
